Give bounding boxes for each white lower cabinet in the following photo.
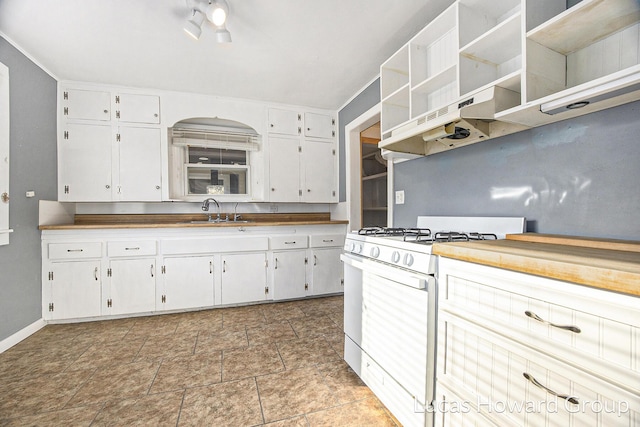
[272,249,309,300]
[309,247,343,295]
[105,258,156,316]
[159,256,214,311]
[221,252,268,305]
[40,224,345,322]
[436,257,640,427]
[45,260,102,320]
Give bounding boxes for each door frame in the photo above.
[334,103,393,230]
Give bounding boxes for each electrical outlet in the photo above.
[395,190,405,205]
[270,204,278,212]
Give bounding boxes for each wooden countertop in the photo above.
[39,213,349,230]
[432,233,640,297]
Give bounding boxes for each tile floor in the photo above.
[0,296,399,426]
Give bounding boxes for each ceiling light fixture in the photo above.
[184,9,205,40]
[184,0,232,43]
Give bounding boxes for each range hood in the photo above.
[379,86,521,157]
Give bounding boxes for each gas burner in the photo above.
[403,228,433,243]
[357,227,406,236]
[434,231,499,242]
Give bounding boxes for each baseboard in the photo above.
[0,318,46,353]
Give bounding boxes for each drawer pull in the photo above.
[322,239,334,243]
[524,310,581,333]
[67,249,84,253]
[284,241,296,245]
[523,373,579,405]
[94,267,99,281]
[125,247,140,251]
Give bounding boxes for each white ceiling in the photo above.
[0,0,454,110]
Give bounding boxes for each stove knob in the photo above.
[356,244,363,254]
[391,251,401,263]
[370,247,380,258]
[349,243,356,252]
[403,253,414,266]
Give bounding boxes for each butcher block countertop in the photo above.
[432,233,640,297]
[39,213,348,230]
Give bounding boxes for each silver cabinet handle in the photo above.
[67,249,84,252]
[223,260,226,273]
[285,241,296,245]
[525,311,581,333]
[314,255,317,266]
[150,264,154,278]
[125,247,140,251]
[209,261,213,274]
[94,267,99,281]
[322,239,334,243]
[523,373,579,405]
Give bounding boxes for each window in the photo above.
[170,122,260,198]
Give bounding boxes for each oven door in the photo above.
[341,252,436,427]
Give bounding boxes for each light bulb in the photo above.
[206,2,228,26]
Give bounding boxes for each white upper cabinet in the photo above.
[58,84,163,202]
[115,93,160,124]
[303,112,335,139]
[62,89,111,121]
[58,123,113,202]
[268,108,301,136]
[267,107,338,203]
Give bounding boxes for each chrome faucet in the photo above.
[201,198,221,222]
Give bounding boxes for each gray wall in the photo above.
[393,100,640,240]
[0,38,57,341]
[338,78,380,202]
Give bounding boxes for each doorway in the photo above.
[360,123,387,227]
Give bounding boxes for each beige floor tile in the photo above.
[125,315,180,338]
[246,321,297,346]
[305,397,397,426]
[222,344,285,381]
[150,352,222,393]
[135,331,198,361]
[256,366,339,423]
[323,331,345,358]
[0,404,102,427]
[67,360,161,406]
[179,378,263,426]
[195,328,248,353]
[91,390,184,426]
[174,310,223,334]
[276,336,341,369]
[261,302,307,323]
[66,337,146,371]
[0,368,95,419]
[221,305,267,328]
[263,415,310,426]
[288,316,341,338]
[316,360,374,404]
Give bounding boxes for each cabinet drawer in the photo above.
[270,235,308,250]
[437,314,640,427]
[309,234,345,248]
[107,240,156,257]
[438,257,640,394]
[48,242,102,260]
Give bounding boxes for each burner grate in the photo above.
[434,231,498,242]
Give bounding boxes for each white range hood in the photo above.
[379,86,522,157]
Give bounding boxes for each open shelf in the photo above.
[528,0,640,55]
[458,0,522,47]
[381,46,410,99]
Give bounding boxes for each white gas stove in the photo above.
[342,216,525,427]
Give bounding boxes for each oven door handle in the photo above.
[341,253,430,290]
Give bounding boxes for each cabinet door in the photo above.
[58,123,112,201]
[47,261,102,320]
[268,108,301,136]
[107,258,156,315]
[304,112,335,139]
[62,89,111,121]
[116,126,162,201]
[302,140,336,202]
[161,256,214,311]
[310,248,343,295]
[268,137,301,202]
[116,93,160,124]
[273,250,308,300]
[220,252,267,305]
